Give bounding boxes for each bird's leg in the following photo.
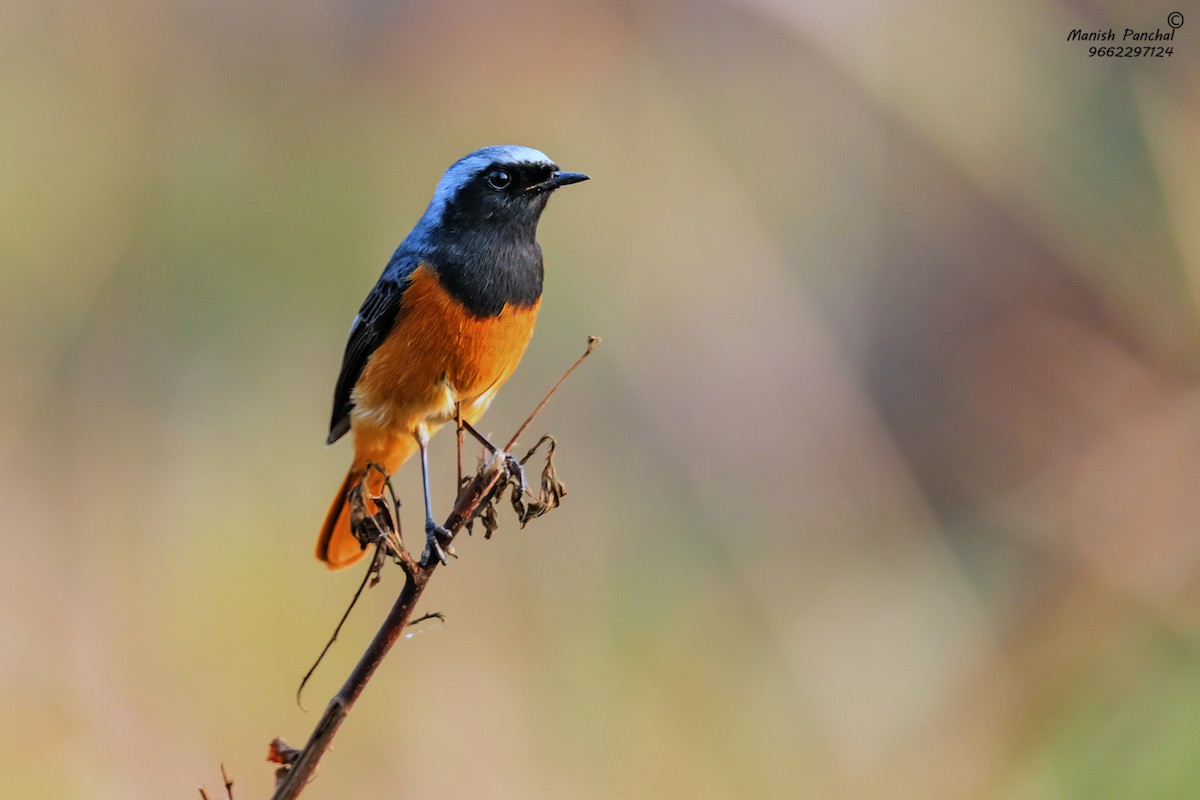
[455,402,464,489]
[417,424,454,566]
[460,419,527,496]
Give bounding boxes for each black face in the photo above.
[480,161,559,195]
[418,153,586,316]
[443,161,561,235]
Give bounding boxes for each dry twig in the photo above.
[267,337,599,800]
[198,763,235,800]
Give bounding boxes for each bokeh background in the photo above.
[3,0,1200,797]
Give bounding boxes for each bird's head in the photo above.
[419,145,589,238]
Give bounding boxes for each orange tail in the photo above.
[316,435,419,570]
[316,467,368,569]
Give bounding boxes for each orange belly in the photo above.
[351,264,540,441]
[317,264,540,569]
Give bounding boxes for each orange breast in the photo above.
[351,265,540,434]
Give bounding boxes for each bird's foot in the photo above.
[460,420,527,495]
[502,452,528,496]
[420,519,456,566]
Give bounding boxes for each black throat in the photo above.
[425,201,546,318]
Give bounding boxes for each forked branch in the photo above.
[268,336,598,800]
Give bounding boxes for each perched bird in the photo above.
[318,145,588,569]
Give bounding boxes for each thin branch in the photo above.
[296,468,405,709]
[198,763,235,800]
[268,336,598,800]
[505,336,600,450]
[294,547,382,711]
[270,456,507,800]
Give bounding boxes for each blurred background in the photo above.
[3,0,1200,797]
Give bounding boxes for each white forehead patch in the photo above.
[419,145,554,227]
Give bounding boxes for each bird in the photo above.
[317,145,589,569]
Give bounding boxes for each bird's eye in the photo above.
[485,169,512,190]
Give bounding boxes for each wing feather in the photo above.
[326,256,418,444]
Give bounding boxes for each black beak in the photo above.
[527,171,590,194]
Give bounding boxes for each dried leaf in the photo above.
[510,435,567,527]
[267,737,301,766]
[348,465,403,559]
[479,494,501,539]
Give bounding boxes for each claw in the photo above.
[503,452,528,496]
[462,420,527,496]
[420,519,455,566]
